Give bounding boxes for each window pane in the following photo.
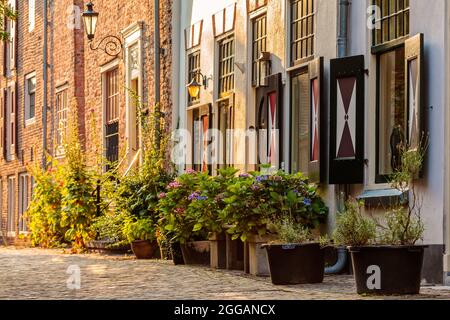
[291,0,314,64]
[291,71,310,174]
[373,0,410,47]
[378,47,406,176]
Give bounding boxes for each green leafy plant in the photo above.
[158,171,210,244]
[122,217,156,243]
[271,218,313,244]
[92,211,129,248]
[27,159,66,248]
[0,1,17,41]
[60,105,97,252]
[378,137,428,245]
[333,200,377,247]
[221,170,328,242]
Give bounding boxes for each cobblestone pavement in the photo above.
[0,247,449,300]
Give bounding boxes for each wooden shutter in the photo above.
[329,55,365,184]
[10,0,17,70]
[256,73,283,169]
[198,104,211,174]
[405,33,424,151]
[308,57,324,183]
[10,82,17,158]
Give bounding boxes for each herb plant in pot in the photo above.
[123,217,158,259]
[263,219,327,285]
[335,141,427,295]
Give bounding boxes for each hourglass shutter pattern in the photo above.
[329,55,365,185]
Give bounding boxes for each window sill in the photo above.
[25,118,36,127]
[357,188,408,207]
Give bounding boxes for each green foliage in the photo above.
[27,160,66,248]
[92,211,129,248]
[158,171,210,244]
[380,137,428,245]
[122,217,156,243]
[271,218,312,244]
[333,200,377,247]
[221,170,328,242]
[0,1,17,41]
[60,107,97,251]
[379,207,424,245]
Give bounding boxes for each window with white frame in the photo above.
[104,68,120,170]
[56,88,68,155]
[290,0,315,65]
[218,35,235,97]
[18,173,30,233]
[6,82,17,160]
[25,73,36,123]
[4,0,17,74]
[28,0,35,32]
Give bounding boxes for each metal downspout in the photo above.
[42,0,48,169]
[325,0,350,275]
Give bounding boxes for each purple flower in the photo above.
[188,192,200,201]
[256,175,269,183]
[251,184,261,191]
[197,196,208,201]
[239,173,250,178]
[293,189,300,195]
[185,169,197,174]
[303,198,312,206]
[158,192,167,199]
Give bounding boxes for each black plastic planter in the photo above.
[171,242,185,265]
[349,246,426,295]
[263,243,325,285]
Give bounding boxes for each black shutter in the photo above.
[308,57,324,183]
[405,33,424,151]
[256,73,283,169]
[329,55,365,184]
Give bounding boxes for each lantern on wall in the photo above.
[257,52,271,87]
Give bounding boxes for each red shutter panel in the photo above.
[405,33,424,152]
[256,73,283,169]
[308,57,324,183]
[14,81,18,156]
[329,55,365,184]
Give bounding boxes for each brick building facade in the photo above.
[0,0,173,243]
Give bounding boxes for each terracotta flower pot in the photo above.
[131,240,158,259]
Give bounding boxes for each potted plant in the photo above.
[158,170,211,265]
[221,170,328,276]
[263,218,327,285]
[187,167,239,269]
[335,140,428,295]
[123,217,158,259]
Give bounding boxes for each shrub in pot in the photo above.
[221,169,328,275]
[123,217,158,259]
[263,219,328,285]
[158,171,211,265]
[334,140,427,295]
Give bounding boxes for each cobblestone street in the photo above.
[0,247,449,300]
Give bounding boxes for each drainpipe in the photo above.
[444,0,450,286]
[154,0,161,151]
[42,0,48,169]
[325,0,350,275]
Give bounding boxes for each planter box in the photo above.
[170,242,185,265]
[246,235,275,277]
[209,233,227,269]
[181,241,210,265]
[349,245,426,295]
[87,240,130,254]
[263,243,325,285]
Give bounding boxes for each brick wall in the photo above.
[0,0,173,242]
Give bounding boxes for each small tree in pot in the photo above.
[335,139,428,295]
[123,217,158,259]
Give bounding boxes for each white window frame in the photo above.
[123,22,144,166]
[25,72,36,125]
[18,173,30,234]
[55,84,69,157]
[7,175,15,237]
[28,0,35,32]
